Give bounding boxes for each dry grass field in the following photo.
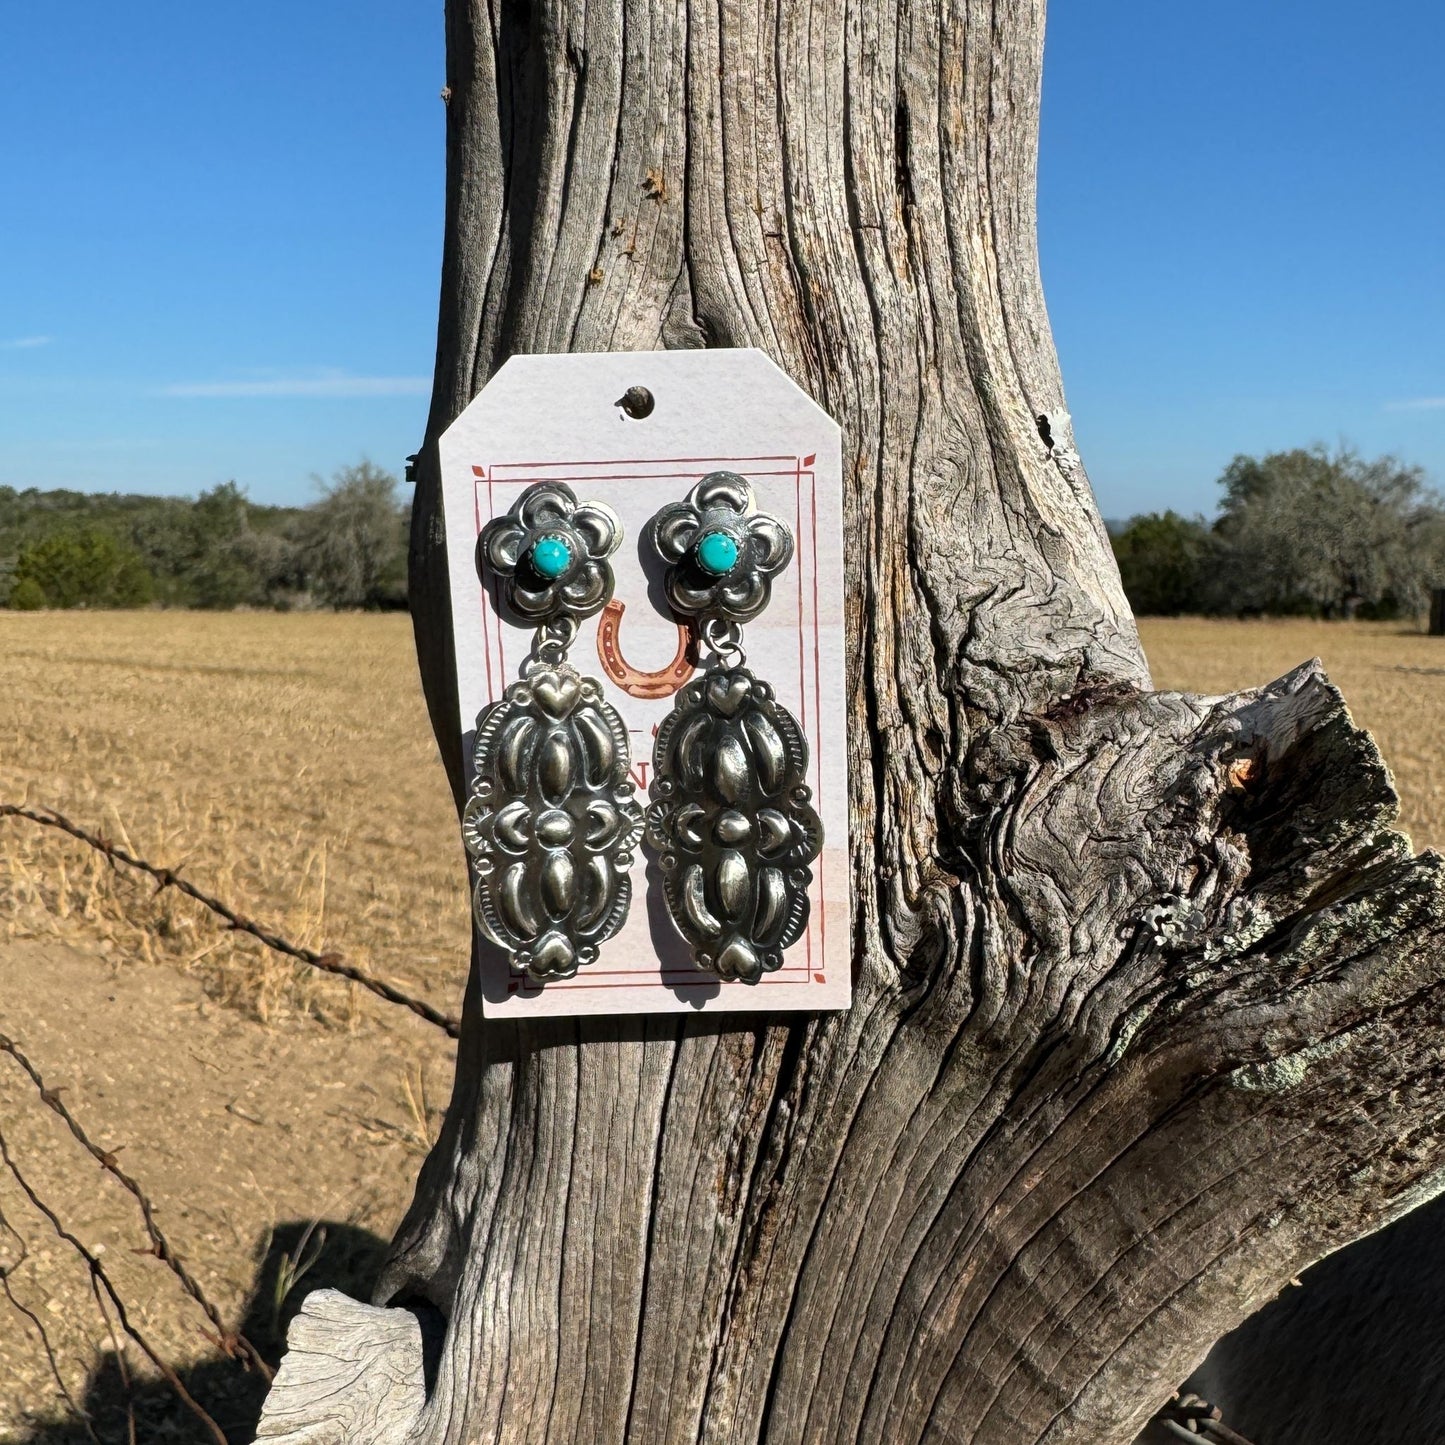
[0,610,1441,1438]
[0,613,468,1440]
[0,612,471,1021]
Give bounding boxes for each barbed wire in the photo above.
[0,1030,273,1384]
[0,1198,102,1444]
[0,800,461,1038]
[0,1127,232,1445]
[0,800,1270,1444]
[0,795,466,1432]
[89,1274,137,1445]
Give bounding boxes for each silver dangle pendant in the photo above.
[464,484,643,984]
[649,661,822,983]
[646,473,823,984]
[464,644,642,983]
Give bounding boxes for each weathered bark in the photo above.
[258,2,1445,1442]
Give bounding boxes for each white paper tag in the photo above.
[439,349,849,1017]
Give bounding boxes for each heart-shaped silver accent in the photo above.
[705,673,752,717]
[532,671,581,718]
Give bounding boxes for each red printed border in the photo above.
[470,454,827,996]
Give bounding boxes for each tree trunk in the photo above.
[258,2,1445,1443]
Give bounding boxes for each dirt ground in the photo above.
[0,612,466,1439]
[0,612,1440,1439]
[0,940,455,1440]
[0,611,472,1022]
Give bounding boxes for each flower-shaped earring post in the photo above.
[480,482,622,624]
[650,472,794,624]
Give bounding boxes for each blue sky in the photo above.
[2,2,1441,518]
[1043,3,1445,519]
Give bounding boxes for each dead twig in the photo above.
[0,800,461,1037]
[0,1272,101,1442]
[92,1273,138,1445]
[0,1030,274,1383]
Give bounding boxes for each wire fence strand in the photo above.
[0,1200,102,1445]
[0,800,1270,1444]
[0,1128,233,1445]
[0,801,461,1038]
[0,1030,273,1384]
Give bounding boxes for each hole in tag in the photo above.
[616,386,655,419]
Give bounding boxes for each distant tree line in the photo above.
[1110,446,1445,618]
[0,462,409,611]
[6,447,1440,620]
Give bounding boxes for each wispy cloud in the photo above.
[1,335,52,350]
[1385,396,1445,411]
[160,370,430,399]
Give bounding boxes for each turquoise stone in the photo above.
[696,529,739,575]
[529,534,573,579]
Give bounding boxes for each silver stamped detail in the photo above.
[647,667,823,983]
[464,664,642,982]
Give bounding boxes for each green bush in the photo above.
[12,527,155,609]
[1207,447,1445,618]
[7,576,46,611]
[0,469,410,612]
[1110,448,1445,619]
[1110,511,1213,616]
[295,461,409,609]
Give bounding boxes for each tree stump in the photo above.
[258,2,1445,1442]
[1430,587,1444,636]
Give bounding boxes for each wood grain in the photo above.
[260,3,1445,1441]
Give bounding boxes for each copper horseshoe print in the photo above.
[595,599,697,699]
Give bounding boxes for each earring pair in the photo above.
[464,475,823,987]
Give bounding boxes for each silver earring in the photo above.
[646,472,823,984]
[464,483,643,984]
